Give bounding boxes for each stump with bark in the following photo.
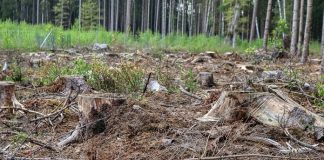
[197,72,215,88]
[0,81,15,113]
[198,87,324,140]
[58,93,126,147]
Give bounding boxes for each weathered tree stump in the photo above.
[0,81,16,114]
[197,72,215,87]
[57,93,126,147]
[198,88,324,141]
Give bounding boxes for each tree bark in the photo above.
[301,0,313,64]
[320,12,324,74]
[290,0,299,55]
[297,0,305,56]
[263,0,273,49]
[125,0,131,32]
[155,0,160,33]
[232,1,240,48]
[0,81,15,114]
[115,0,119,31]
[79,0,82,31]
[58,93,126,147]
[110,0,114,31]
[249,0,258,42]
[161,0,167,37]
[103,0,106,29]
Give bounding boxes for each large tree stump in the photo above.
[197,88,324,140]
[58,93,126,147]
[0,81,16,114]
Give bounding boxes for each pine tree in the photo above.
[54,0,74,28]
[81,0,98,30]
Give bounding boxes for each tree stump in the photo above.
[58,93,126,147]
[197,72,215,87]
[0,81,16,114]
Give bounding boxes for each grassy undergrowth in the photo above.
[0,20,321,54]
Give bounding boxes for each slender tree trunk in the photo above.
[290,0,299,55]
[110,0,114,31]
[168,0,173,34]
[161,0,167,37]
[176,0,180,34]
[263,0,273,49]
[36,0,39,24]
[277,0,283,19]
[256,17,260,39]
[125,0,131,32]
[221,0,224,37]
[320,12,324,74]
[132,0,136,34]
[181,0,185,35]
[301,0,313,64]
[103,0,106,29]
[147,0,150,30]
[232,1,240,48]
[283,0,286,20]
[297,0,305,56]
[249,0,258,42]
[155,0,160,33]
[32,0,35,24]
[115,0,119,31]
[79,0,82,30]
[98,0,101,26]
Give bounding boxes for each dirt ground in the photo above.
[1,49,324,160]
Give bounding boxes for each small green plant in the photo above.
[244,46,256,55]
[13,132,28,144]
[36,62,69,85]
[5,60,25,82]
[270,19,289,49]
[181,68,198,92]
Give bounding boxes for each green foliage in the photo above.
[36,62,69,85]
[181,68,198,92]
[6,60,24,82]
[81,0,98,30]
[54,0,74,28]
[13,132,28,144]
[270,19,289,49]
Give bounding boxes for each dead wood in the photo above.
[197,72,215,88]
[198,88,324,140]
[179,85,203,100]
[185,154,321,160]
[57,93,126,148]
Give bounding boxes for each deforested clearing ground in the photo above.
[1,48,324,160]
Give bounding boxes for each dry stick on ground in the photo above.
[284,128,324,152]
[0,106,45,117]
[142,72,152,95]
[179,85,203,100]
[30,90,73,123]
[185,154,322,160]
[238,136,312,154]
[0,131,59,152]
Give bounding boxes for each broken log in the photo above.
[58,93,126,147]
[197,72,214,88]
[0,81,16,114]
[198,88,324,140]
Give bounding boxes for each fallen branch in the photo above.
[185,154,321,160]
[30,90,72,122]
[179,85,203,100]
[284,128,324,152]
[0,106,45,117]
[238,136,312,154]
[0,131,59,152]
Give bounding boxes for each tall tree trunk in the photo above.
[263,0,273,49]
[176,0,180,34]
[115,0,119,31]
[103,0,106,29]
[36,0,39,24]
[301,0,313,64]
[290,0,299,55]
[32,0,35,24]
[161,0,166,37]
[277,0,283,19]
[249,0,258,42]
[320,12,324,74]
[155,0,160,33]
[232,1,240,48]
[168,0,173,34]
[256,17,260,39]
[110,0,114,31]
[125,0,131,32]
[79,0,82,30]
[283,0,286,20]
[221,0,224,37]
[98,0,101,26]
[297,0,305,56]
[146,0,150,30]
[132,0,136,34]
[181,0,185,35]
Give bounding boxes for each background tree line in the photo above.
[0,0,323,60]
